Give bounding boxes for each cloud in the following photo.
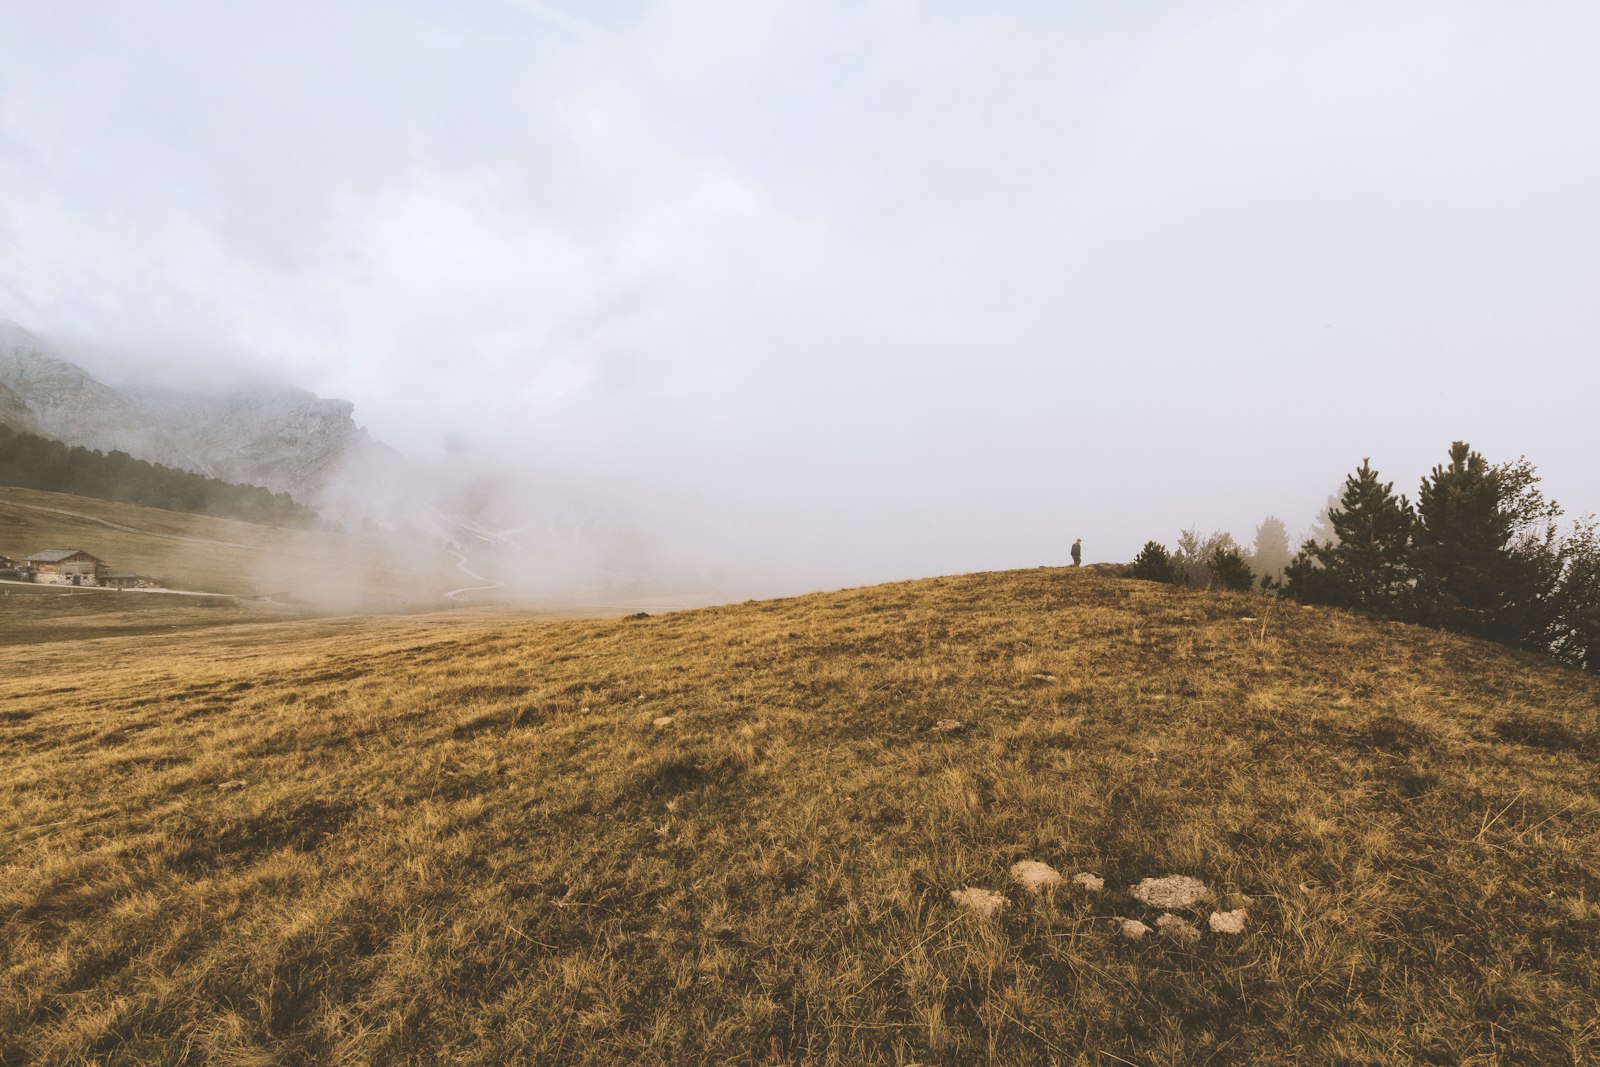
[2,0,1599,592]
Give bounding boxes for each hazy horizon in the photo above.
[4,1,1598,596]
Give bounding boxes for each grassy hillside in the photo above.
[3,569,1597,1064]
[0,423,318,528]
[0,485,456,604]
[0,582,268,646]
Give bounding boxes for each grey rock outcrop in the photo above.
[0,322,176,461]
[0,380,38,434]
[119,384,400,502]
[0,321,400,507]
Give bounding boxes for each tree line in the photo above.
[1127,441,1599,672]
[0,423,323,529]
[1127,518,1291,593]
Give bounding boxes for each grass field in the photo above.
[3,568,1598,1064]
[0,485,456,605]
[0,582,270,646]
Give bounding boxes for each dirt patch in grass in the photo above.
[1493,712,1585,752]
[623,753,746,806]
[168,798,358,871]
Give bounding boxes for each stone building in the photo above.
[24,549,107,586]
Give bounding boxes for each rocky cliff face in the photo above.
[0,380,38,434]
[0,321,181,463]
[0,321,399,507]
[117,386,394,501]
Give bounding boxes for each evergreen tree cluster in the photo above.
[0,424,321,529]
[1283,442,1597,670]
[1120,442,1596,670]
[1129,517,1290,593]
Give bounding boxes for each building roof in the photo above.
[25,549,103,563]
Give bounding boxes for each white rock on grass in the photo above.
[1009,860,1063,894]
[1154,912,1202,945]
[1208,909,1249,935]
[1119,919,1152,941]
[1071,872,1105,892]
[652,716,675,727]
[950,887,1008,919]
[932,719,965,733]
[1130,875,1210,909]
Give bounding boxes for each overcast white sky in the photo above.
[3,1,1598,592]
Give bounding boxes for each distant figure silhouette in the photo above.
[1071,538,1082,567]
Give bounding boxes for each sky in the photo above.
[3,1,1598,595]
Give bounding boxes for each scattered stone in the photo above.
[217,780,246,791]
[932,719,965,733]
[1071,872,1105,892]
[1208,909,1249,935]
[1119,919,1153,941]
[950,887,1008,919]
[1031,673,1058,682]
[1155,912,1201,945]
[1009,860,1063,894]
[626,612,650,620]
[1130,875,1211,909]
[652,716,675,728]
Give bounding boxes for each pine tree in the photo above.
[1280,546,1341,604]
[1304,494,1340,549]
[1128,541,1176,583]
[1552,518,1600,670]
[1283,459,1414,614]
[1250,516,1291,587]
[1413,442,1562,649]
[1210,545,1256,592]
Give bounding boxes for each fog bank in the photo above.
[4,2,1598,598]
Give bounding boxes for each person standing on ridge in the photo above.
[1071,538,1082,567]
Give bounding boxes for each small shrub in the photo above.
[1210,547,1256,592]
[1129,541,1176,584]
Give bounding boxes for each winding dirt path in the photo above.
[442,548,504,601]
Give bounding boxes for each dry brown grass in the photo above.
[0,486,455,604]
[0,582,271,646]
[3,568,1598,1065]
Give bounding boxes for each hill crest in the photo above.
[2,567,1596,1062]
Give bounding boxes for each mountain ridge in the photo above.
[0,320,401,508]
